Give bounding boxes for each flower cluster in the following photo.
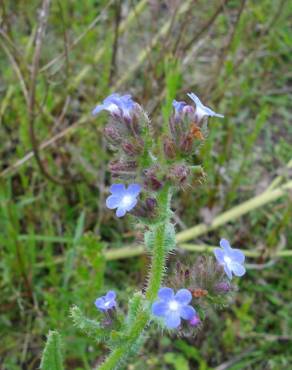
[165,93,224,161]
[93,93,147,184]
[92,92,223,218]
[150,239,246,331]
[92,93,245,336]
[94,239,246,331]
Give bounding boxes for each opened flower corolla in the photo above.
[152,287,196,329]
[106,183,141,217]
[92,93,136,119]
[95,291,117,312]
[213,239,246,279]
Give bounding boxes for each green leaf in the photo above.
[40,331,64,370]
[70,305,109,342]
[126,292,144,327]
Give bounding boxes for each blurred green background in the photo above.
[0,0,291,369]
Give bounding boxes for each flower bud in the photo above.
[145,197,158,212]
[163,137,177,159]
[122,142,142,156]
[130,197,158,219]
[143,167,163,191]
[179,134,193,154]
[215,282,231,293]
[189,314,201,327]
[104,125,122,144]
[168,164,190,186]
[183,105,195,116]
[109,160,137,176]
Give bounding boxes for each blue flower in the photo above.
[152,287,196,329]
[172,99,195,117]
[95,291,117,312]
[187,92,224,121]
[92,93,136,119]
[106,183,141,217]
[213,239,246,279]
[172,100,187,114]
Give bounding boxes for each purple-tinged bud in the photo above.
[144,168,163,191]
[168,164,190,186]
[109,160,137,175]
[122,142,142,156]
[145,197,158,212]
[215,282,231,293]
[184,269,190,279]
[189,314,201,327]
[183,105,195,116]
[104,125,122,144]
[179,134,194,154]
[130,197,158,219]
[163,137,177,159]
[147,177,163,191]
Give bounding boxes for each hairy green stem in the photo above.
[146,185,171,301]
[98,185,172,370]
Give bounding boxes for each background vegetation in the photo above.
[0,0,291,369]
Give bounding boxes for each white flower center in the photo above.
[168,300,179,311]
[121,195,133,207]
[104,301,110,307]
[107,103,119,113]
[224,255,232,265]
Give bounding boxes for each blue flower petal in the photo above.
[165,312,181,329]
[116,207,127,218]
[152,301,168,317]
[187,92,224,119]
[95,297,105,310]
[106,195,121,209]
[109,184,126,195]
[92,104,105,116]
[92,93,136,119]
[158,287,174,301]
[230,262,246,277]
[175,289,192,305]
[220,239,231,251]
[230,249,245,264]
[173,100,186,113]
[180,305,196,320]
[224,264,233,279]
[127,184,141,197]
[214,248,225,264]
[104,93,120,104]
[106,291,116,300]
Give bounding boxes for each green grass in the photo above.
[0,0,291,369]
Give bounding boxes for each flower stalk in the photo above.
[98,184,173,369]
